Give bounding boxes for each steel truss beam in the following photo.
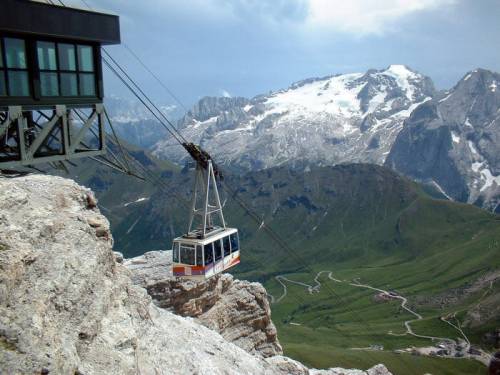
[0,104,105,169]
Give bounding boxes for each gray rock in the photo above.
[386,68,500,211]
[125,250,283,357]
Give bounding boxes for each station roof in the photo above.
[0,0,120,45]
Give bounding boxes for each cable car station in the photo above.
[0,1,240,281]
[0,0,120,169]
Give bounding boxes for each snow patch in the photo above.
[430,180,453,200]
[439,92,453,103]
[243,104,253,112]
[383,65,418,101]
[265,73,364,119]
[394,97,431,118]
[479,168,500,192]
[367,91,387,113]
[464,118,473,128]
[472,162,484,173]
[451,131,460,144]
[468,141,479,156]
[124,197,149,207]
[471,161,500,192]
[490,82,497,92]
[464,73,472,81]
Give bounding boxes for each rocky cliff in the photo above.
[386,68,500,211]
[124,250,282,357]
[0,174,391,375]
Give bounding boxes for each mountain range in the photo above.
[146,65,500,211]
[153,65,435,169]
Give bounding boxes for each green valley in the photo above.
[66,159,500,374]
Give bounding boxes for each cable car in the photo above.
[172,144,240,279]
[172,228,240,279]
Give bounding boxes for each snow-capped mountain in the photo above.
[104,96,181,149]
[386,69,500,212]
[153,65,435,169]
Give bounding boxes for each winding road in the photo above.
[271,271,459,343]
[269,270,493,365]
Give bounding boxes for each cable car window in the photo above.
[223,236,230,257]
[180,244,195,265]
[173,242,179,262]
[0,42,4,96]
[214,239,222,261]
[204,243,213,265]
[196,245,203,266]
[230,233,239,251]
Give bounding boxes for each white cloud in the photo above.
[306,0,457,35]
[221,89,232,98]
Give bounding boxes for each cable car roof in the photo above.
[174,227,238,246]
[0,0,120,45]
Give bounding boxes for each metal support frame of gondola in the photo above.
[186,159,226,239]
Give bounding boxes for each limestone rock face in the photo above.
[0,175,285,374]
[125,250,282,357]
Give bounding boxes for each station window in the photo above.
[37,41,96,97]
[230,233,239,252]
[204,243,214,265]
[1,38,30,96]
[214,239,222,261]
[223,236,231,257]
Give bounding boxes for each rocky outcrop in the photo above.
[0,174,391,375]
[125,250,282,357]
[386,68,500,211]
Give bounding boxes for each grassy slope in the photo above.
[220,164,500,374]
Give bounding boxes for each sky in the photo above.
[68,0,500,110]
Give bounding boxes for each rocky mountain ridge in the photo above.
[153,65,436,170]
[0,174,391,375]
[386,68,500,212]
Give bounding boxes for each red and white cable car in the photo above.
[172,145,240,279]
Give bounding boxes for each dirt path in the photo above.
[273,271,454,343]
[271,271,493,365]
